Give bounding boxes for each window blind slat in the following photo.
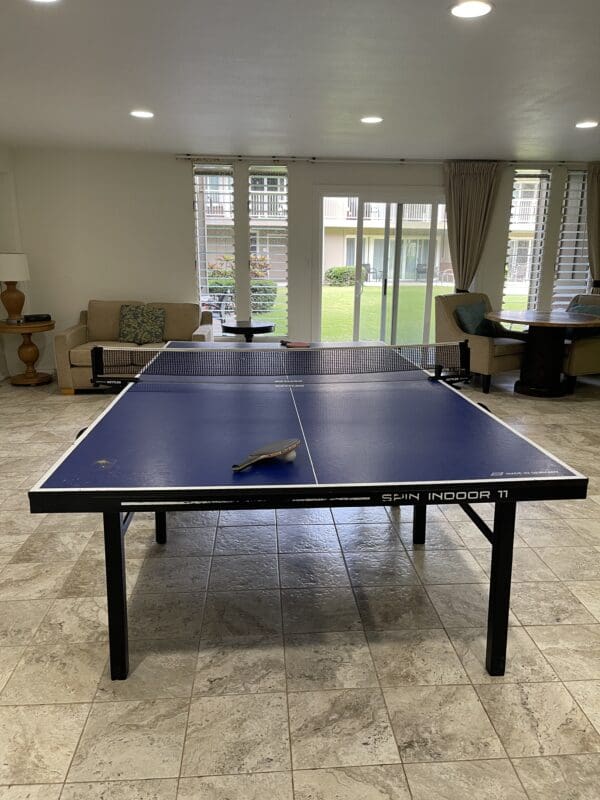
[551,171,591,310]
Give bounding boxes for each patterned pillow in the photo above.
[118,305,165,345]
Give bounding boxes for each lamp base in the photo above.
[1,282,25,321]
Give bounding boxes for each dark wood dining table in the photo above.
[486,309,600,397]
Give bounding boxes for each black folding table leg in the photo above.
[413,504,426,545]
[486,501,516,676]
[103,512,129,680]
[155,511,167,545]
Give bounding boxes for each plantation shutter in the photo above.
[551,170,591,310]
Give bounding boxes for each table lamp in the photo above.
[0,253,30,323]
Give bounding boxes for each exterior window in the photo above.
[502,170,551,311]
[551,171,590,309]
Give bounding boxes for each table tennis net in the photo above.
[91,342,469,386]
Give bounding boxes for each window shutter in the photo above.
[503,170,551,311]
[551,170,590,310]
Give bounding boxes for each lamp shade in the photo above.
[0,253,30,282]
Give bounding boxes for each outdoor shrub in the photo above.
[324,266,367,286]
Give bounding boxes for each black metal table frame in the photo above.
[94,490,545,680]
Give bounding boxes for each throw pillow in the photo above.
[119,305,166,345]
[566,304,600,340]
[455,301,498,337]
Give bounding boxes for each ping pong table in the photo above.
[29,341,587,680]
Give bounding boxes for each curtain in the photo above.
[444,161,501,292]
[587,163,600,294]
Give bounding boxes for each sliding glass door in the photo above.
[320,194,453,344]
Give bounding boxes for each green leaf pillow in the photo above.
[455,301,498,337]
[119,305,165,345]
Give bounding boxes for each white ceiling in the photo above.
[1,0,599,160]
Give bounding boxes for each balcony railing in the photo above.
[203,191,287,219]
[323,198,433,223]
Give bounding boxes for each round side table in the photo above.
[0,319,55,385]
[221,319,275,342]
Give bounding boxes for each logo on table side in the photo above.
[381,489,510,503]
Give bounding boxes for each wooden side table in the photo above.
[0,319,55,385]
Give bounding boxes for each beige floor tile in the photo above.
[566,581,600,621]
[67,699,189,781]
[114,525,216,558]
[515,518,587,548]
[336,524,402,551]
[512,753,600,800]
[344,551,419,587]
[426,584,520,628]
[277,524,341,553]
[566,680,600,733]
[276,508,334,525]
[135,556,211,594]
[535,547,600,581]
[367,629,468,686]
[0,785,62,800]
[384,684,504,763]
[96,639,197,701]
[181,693,290,776]
[279,553,350,588]
[0,511,43,536]
[0,533,31,558]
[201,590,281,640]
[0,561,74,600]
[32,596,108,643]
[282,588,362,634]
[167,510,219,528]
[208,554,279,590]
[59,779,178,799]
[128,592,205,640]
[405,760,527,800]
[293,765,410,800]
[0,600,52,645]
[511,582,597,625]
[471,547,560,582]
[194,636,285,695]
[411,549,488,584]
[448,627,558,684]
[178,772,293,800]
[355,586,441,630]
[332,507,391,525]
[0,642,106,704]
[0,647,23,693]
[0,703,89,783]
[477,682,600,757]
[285,632,378,690]
[399,521,465,550]
[59,555,143,598]
[288,689,399,769]
[527,624,600,680]
[218,509,276,526]
[11,528,94,563]
[214,524,277,554]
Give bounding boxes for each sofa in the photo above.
[435,292,526,393]
[54,300,213,393]
[564,293,600,386]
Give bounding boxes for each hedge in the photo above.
[324,266,367,286]
[207,277,278,313]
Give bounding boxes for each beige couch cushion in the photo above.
[147,302,199,342]
[70,341,137,368]
[492,338,526,356]
[87,300,143,341]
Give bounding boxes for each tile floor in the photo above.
[0,371,600,799]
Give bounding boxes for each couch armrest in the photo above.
[54,322,88,390]
[192,323,214,342]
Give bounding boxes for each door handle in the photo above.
[383,278,388,295]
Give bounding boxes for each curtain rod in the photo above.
[175,153,588,168]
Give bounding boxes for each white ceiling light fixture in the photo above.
[361,116,383,124]
[130,109,155,119]
[576,120,598,129]
[451,1,493,18]
[29,0,61,4]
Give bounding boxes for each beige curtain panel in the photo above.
[587,163,600,295]
[444,161,501,292]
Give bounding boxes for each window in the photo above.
[193,163,288,337]
[502,170,551,311]
[551,170,590,310]
[194,165,235,332]
[249,166,288,335]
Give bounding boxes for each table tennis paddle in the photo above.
[232,438,301,472]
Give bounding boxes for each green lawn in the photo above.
[255,284,528,343]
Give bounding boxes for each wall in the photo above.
[8,148,196,372]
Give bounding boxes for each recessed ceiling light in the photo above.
[576,120,598,129]
[29,0,61,3]
[130,109,155,119]
[451,1,493,18]
[361,116,383,124]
